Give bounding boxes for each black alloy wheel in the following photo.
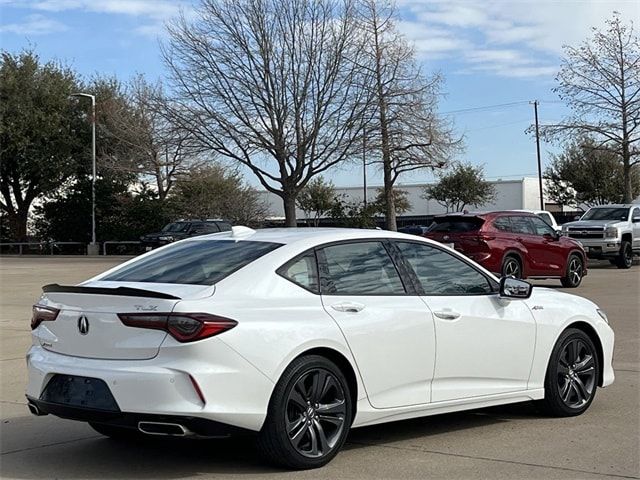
[561,254,583,288]
[540,328,599,416]
[616,241,633,269]
[257,355,352,469]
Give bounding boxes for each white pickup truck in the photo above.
[561,204,640,268]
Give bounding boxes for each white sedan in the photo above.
[26,227,614,469]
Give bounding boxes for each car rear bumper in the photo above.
[25,339,274,432]
[25,395,252,437]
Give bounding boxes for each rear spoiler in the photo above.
[42,284,182,300]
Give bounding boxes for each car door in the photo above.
[393,240,536,403]
[631,207,640,250]
[527,216,567,276]
[318,240,435,409]
[508,215,546,275]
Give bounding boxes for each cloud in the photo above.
[397,0,639,79]
[0,13,67,35]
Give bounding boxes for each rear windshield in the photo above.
[428,218,483,233]
[102,240,282,285]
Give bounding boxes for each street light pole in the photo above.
[531,100,544,210]
[71,93,98,254]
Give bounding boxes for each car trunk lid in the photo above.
[34,282,214,360]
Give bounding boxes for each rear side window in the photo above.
[278,252,319,293]
[319,242,405,295]
[103,240,282,285]
[216,222,232,231]
[493,217,511,232]
[428,218,483,232]
[509,216,535,235]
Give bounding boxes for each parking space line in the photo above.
[346,441,640,479]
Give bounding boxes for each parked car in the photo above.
[140,219,232,249]
[561,204,640,269]
[398,225,430,235]
[26,227,613,469]
[424,211,587,287]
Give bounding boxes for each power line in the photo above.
[440,99,565,116]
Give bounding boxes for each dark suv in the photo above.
[423,211,587,287]
[140,220,232,249]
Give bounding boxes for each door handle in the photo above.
[433,310,461,320]
[331,302,365,313]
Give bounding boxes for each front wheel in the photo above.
[616,241,633,269]
[257,355,352,469]
[561,254,584,288]
[539,328,599,417]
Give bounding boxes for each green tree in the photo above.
[329,195,378,228]
[545,137,640,207]
[423,163,496,213]
[0,50,84,240]
[296,177,336,226]
[171,164,269,226]
[372,188,411,216]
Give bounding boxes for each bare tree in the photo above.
[163,0,374,226]
[540,13,640,203]
[101,75,201,201]
[358,0,459,230]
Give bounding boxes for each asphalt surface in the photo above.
[0,256,638,480]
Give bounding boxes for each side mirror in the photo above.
[543,232,559,241]
[499,277,532,299]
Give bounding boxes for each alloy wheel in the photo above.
[568,257,582,285]
[504,258,521,278]
[285,368,347,458]
[557,339,596,409]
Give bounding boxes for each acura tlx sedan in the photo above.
[26,227,615,469]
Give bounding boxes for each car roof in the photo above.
[434,210,538,219]
[587,204,637,208]
[189,227,427,246]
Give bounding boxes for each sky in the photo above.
[1,0,639,189]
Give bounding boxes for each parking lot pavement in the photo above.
[0,256,638,480]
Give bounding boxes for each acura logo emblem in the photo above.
[78,315,90,335]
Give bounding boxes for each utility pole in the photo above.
[71,93,98,254]
[362,134,368,207]
[531,100,544,210]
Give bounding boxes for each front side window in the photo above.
[395,241,494,295]
[319,242,405,295]
[102,240,282,285]
[530,216,556,236]
[278,252,319,293]
[537,212,555,227]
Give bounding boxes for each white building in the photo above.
[260,177,547,221]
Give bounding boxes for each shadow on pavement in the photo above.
[0,403,540,479]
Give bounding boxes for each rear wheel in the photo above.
[89,422,143,440]
[539,328,599,417]
[561,254,583,288]
[257,355,352,470]
[616,241,633,269]
[501,255,522,279]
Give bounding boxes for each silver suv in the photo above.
[561,204,640,268]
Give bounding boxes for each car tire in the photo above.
[257,355,353,470]
[89,422,144,440]
[501,255,522,279]
[539,328,599,417]
[616,241,633,269]
[561,254,584,288]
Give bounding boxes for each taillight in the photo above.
[117,313,237,342]
[31,305,60,330]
